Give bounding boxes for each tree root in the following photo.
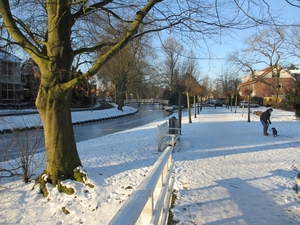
[33,168,94,197]
[73,167,94,188]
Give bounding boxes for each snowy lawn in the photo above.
[0,105,300,225]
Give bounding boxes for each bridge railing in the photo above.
[126,99,169,105]
[108,146,174,225]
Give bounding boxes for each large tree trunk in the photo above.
[35,84,88,196]
[0,0,161,198]
[117,75,127,111]
[117,92,125,111]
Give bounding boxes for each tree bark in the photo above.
[194,96,197,118]
[186,92,192,123]
[116,75,127,111]
[0,0,165,197]
[34,83,87,196]
[178,91,182,135]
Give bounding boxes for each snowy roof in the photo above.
[0,49,22,63]
[289,69,300,75]
[239,66,297,88]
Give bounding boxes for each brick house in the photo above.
[238,66,298,102]
[0,50,23,104]
[21,59,41,103]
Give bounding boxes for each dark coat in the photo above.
[260,109,272,123]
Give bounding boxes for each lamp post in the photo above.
[247,94,251,122]
[91,81,96,112]
[230,94,233,112]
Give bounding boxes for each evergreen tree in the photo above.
[285,81,300,118]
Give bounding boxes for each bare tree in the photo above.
[285,0,300,8]
[95,21,156,108]
[245,28,286,102]
[181,73,198,123]
[191,82,205,117]
[201,75,213,100]
[228,50,257,111]
[0,119,44,183]
[218,69,240,109]
[181,52,200,120]
[98,38,151,110]
[229,28,286,103]
[288,27,300,61]
[0,0,274,196]
[161,37,184,93]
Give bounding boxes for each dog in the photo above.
[271,127,278,137]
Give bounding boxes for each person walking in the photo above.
[260,108,273,136]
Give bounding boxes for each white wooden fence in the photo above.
[126,99,169,105]
[108,146,175,225]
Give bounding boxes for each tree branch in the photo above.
[64,0,161,89]
[72,0,114,19]
[0,0,45,64]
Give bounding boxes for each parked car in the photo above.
[239,100,259,108]
[205,99,214,104]
[213,100,223,106]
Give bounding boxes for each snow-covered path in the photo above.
[172,107,300,224]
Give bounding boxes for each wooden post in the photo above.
[247,95,251,122]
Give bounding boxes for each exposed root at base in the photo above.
[33,169,94,197]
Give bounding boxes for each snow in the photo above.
[0,103,136,130]
[0,104,300,225]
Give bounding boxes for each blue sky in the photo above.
[153,0,300,80]
[10,0,300,81]
[207,1,300,78]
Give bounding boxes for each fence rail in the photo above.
[126,99,169,105]
[108,146,174,225]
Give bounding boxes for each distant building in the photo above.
[21,59,41,103]
[238,66,297,100]
[289,70,300,81]
[0,50,23,104]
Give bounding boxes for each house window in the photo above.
[1,62,6,74]
[7,63,12,75]
[2,91,7,99]
[1,62,12,76]
[277,84,282,90]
